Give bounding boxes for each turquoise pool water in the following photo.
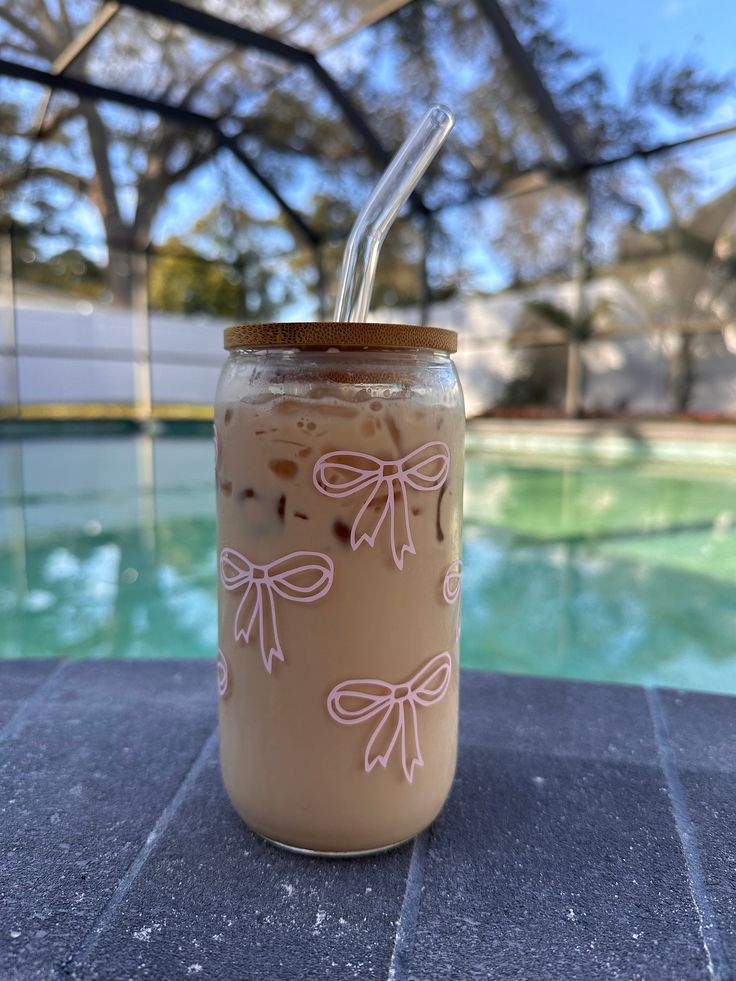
[1,434,735,693]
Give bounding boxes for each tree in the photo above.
[496,182,736,414]
[609,178,736,412]
[0,0,732,318]
[500,296,606,410]
[15,244,106,300]
[286,193,458,316]
[334,0,731,284]
[0,1,391,307]
[0,2,270,301]
[148,207,294,320]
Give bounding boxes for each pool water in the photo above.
[1,434,735,694]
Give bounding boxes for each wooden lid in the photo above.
[223,321,457,353]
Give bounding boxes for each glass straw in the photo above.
[334,104,455,323]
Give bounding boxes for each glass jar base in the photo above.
[258,830,416,859]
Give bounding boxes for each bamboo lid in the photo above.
[223,321,457,353]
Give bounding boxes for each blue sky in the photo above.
[14,0,736,304]
[556,0,735,148]
[558,0,733,103]
[457,0,736,292]
[193,0,736,244]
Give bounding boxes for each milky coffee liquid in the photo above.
[216,389,464,854]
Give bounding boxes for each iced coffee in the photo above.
[216,322,464,855]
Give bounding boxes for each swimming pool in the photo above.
[1,433,735,694]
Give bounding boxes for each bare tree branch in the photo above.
[78,102,123,230]
[181,49,239,109]
[0,8,58,60]
[0,164,89,193]
[57,0,73,37]
[166,137,218,183]
[134,134,219,241]
[36,0,63,40]
[0,41,36,59]
[153,24,180,102]
[37,103,79,139]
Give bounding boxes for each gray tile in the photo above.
[70,752,412,981]
[658,688,736,972]
[407,674,709,981]
[0,659,61,729]
[2,663,729,981]
[461,670,658,764]
[658,688,736,775]
[0,660,216,980]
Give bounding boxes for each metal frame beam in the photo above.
[0,228,18,415]
[51,2,120,74]
[586,121,736,170]
[119,0,314,66]
[475,0,587,170]
[0,58,320,246]
[26,3,121,178]
[4,53,735,229]
[440,116,736,213]
[115,0,395,171]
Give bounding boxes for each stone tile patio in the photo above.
[1,660,733,980]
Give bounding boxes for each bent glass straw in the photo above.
[334,104,455,323]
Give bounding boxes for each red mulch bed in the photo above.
[478,407,736,424]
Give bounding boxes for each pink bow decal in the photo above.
[443,559,462,604]
[443,559,463,643]
[327,651,452,783]
[313,441,450,570]
[217,647,229,698]
[219,548,333,673]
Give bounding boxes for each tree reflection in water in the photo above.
[2,434,736,694]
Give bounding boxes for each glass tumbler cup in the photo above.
[215,322,465,855]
